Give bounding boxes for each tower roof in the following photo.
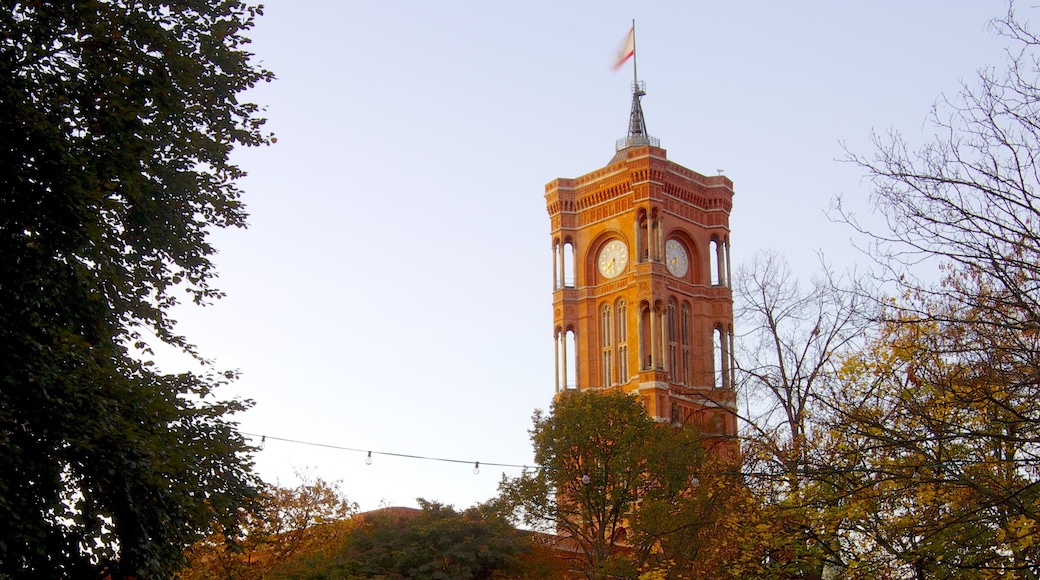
[611,81,659,164]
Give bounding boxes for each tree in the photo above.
[180,476,357,580]
[843,4,1040,304]
[731,251,868,578]
[734,251,866,483]
[818,282,1040,578]
[827,4,1040,576]
[0,2,273,577]
[497,391,722,579]
[273,499,543,580]
[838,4,1040,409]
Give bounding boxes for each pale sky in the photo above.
[161,0,1009,511]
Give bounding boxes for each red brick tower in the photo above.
[546,82,737,438]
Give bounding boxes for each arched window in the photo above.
[713,325,724,388]
[709,238,720,286]
[637,212,648,263]
[713,325,731,389]
[710,235,731,287]
[681,303,691,386]
[552,238,560,290]
[667,299,678,380]
[601,304,613,386]
[728,324,736,388]
[556,327,578,391]
[565,328,577,389]
[650,211,661,262]
[640,302,653,370]
[616,299,628,383]
[554,327,561,392]
[561,240,576,288]
[723,236,732,288]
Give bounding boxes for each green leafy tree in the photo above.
[272,499,540,580]
[497,391,717,579]
[0,2,273,578]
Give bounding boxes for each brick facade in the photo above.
[547,145,737,440]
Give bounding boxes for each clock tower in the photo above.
[546,82,737,439]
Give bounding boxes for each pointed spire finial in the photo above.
[614,81,660,154]
[613,21,659,157]
[628,81,649,140]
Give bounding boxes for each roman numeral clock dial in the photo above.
[598,240,628,279]
[666,239,688,277]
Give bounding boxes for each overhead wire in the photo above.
[240,432,539,471]
[242,432,1027,482]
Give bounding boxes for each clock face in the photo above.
[598,240,628,279]
[666,239,689,277]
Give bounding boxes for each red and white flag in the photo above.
[612,26,635,70]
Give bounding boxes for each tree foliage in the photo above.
[734,251,866,484]
[0,2,272,577]
[730,251,868,578]
[268,499,543,580]
[498,391,728,579]
[840,4,1040,363]
[814,4,1040,576]
[817,280,1040,578]
[180,476,357,580]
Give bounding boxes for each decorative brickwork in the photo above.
[547,146,737,441]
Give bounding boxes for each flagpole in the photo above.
[631,19,638,86]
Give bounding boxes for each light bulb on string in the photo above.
[365,451,372,465]
[473,461,480,475]
[581,474,591,485]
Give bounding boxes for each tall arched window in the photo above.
[667,299,678,380]
[562,240,575,288]
[650,212,661,262]
[709,238,720,286]
[723,236,732,288]
[640,302,653,370]
[713,325,724,388]
[637,213,648,263]
[565,328,577,389]
[681,303,691,386]
[552,238,560,290]
[713,324,731,389]
[601,304,613,386]
[728,324,736,388]
[616,299,628,383]
[553,327,577,392]
[554,327,561,392]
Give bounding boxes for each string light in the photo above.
[242,432,537,472]
[242,433,1029,482]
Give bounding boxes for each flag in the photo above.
[612,26,635,70]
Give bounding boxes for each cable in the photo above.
[240,432,539,471]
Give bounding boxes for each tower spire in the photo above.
[627,81,649,142]
[614,20,658,158]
